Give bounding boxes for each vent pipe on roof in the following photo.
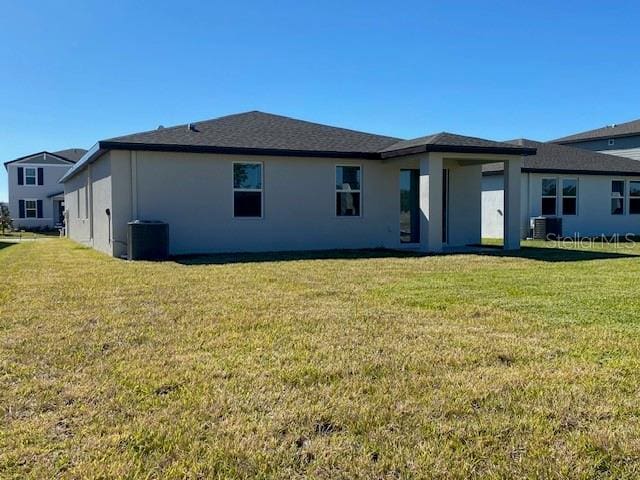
[187,123,196,131]
[157,125,165,130]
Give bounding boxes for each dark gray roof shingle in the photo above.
[103,111,535,156]
[104,111,401,154]
[483,139,640,175]
[4,147,88,168]
[552,118,640,144]
[60,111,536,182]
[379,132,533,157]
[53,148,87,163]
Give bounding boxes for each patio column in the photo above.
[503,156,522,250]
[419,153,443,252]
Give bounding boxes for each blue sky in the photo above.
[1,1,640,201]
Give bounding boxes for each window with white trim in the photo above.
[25,167,36,185]
[630,181,640,215]
[233,162,262,217]
[541,178,557,216]
[336,165,361,216]
[611,180,625,215]
[25,200,37,218]
[608,139,615,146]
[561,179,578,215]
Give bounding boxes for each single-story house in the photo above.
[551,118,640,161]
[482,139,640,239]
[59,111,535,257]
[4,148,87,229]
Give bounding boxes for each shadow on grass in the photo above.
[479,245,638,262]
[172,248,424,265]
[0,241,17,251]
[171,245,637,265]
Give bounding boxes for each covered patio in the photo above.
[380,133,536,252]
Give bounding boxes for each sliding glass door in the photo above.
[400,169,420,243]
[400,169,449,245]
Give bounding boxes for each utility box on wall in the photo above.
[127,221,169,260]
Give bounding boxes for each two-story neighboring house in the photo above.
[4,148,87,229]
[552,118,640,161]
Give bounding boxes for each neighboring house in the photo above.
[4,149,87,229]
[552,118,640,161]
[482,139,640,239]
[59,111,534,257]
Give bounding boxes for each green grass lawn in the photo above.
[2,239,640,479]
[0,229,60,239]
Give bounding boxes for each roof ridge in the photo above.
[105,111,402,144]
[551,117,640,143]
[104,111,262,141]
[4,150,77,168]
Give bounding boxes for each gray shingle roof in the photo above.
[104,111,401,154]
[552,118,640,144]
[102,111,535,156]
[483,139,640,175]
[53,148,87,163]
[60,111,536,182]
[4,147,87,168]
[379,132,532,158]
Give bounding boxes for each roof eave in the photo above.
[58,143,105,183]
[4,151,74,170]
[553,131,640,144]
[380,144,536,159]
[98,141,382,159]
[484,167,640,177]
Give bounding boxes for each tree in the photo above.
[0,204,12,235]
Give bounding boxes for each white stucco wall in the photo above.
[482,172,640,238]
[481,173,529,239]
[481,174,505,239]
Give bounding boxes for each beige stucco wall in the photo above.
[447,163,482,246]
[133,151,401,254]
[101,150,483,255]
[62,149,489,256]
[89,154,113,255]
[64,152,113,254]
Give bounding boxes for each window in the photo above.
[561,179,578,215]
[233,162,262,217]
[336,165,361,216]
[25,200,37,218]
[630,181,640,214]
[541,178,557,216]
[611,180,625,215]
[608,138,615,146]
[25,167,37,185]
